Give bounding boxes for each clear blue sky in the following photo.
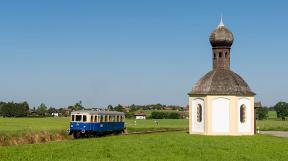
[0,0,287,108]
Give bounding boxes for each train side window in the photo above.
[95,115,97,122]
[83,115,87,122]
[72,115,75,121]
[100,115,103,122]
[76,115,81,121]
[105,115,109,122]
[90,115,93,122]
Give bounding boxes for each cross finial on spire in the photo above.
[218,15,224,27]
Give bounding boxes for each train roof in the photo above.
[71,110,125,116]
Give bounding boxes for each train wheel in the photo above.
[73,132,81,139]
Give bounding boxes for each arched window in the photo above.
[225,52,228,58]
[197,104,202,122]
[213,53,216,60]
[240,105,246,123]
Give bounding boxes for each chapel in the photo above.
[188,18,256,135]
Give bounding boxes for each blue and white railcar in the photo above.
[68,110,125,138]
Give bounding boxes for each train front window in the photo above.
[83,115,87,122]
[71,115,75,121]
[75,115,81,121]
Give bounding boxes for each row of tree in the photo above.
[0,101,85,117]
[107,104,184,112]
[256,101,288,120]
[2,100,288,120]
[0,102,29,117]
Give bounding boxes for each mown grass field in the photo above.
[1,117,288,160]
[1,131,288,161]
[0,117,188,136]
[0,117,69,135]
[1,116,288,136]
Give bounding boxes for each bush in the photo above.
[151,111,180,119]
[125,112,134,119]
[256,107,268,120]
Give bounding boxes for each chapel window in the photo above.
[240,105,246,123]
[197,104,202,123]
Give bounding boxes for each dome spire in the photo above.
[218,15,224,27]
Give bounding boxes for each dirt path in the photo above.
[260,131,288,137]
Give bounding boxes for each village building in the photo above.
[134,112,146,120]
[51,112,59,117]
[188,18,256,135]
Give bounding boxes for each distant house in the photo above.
[52,113,59,117]
[163,106,173,110]
[123,107,130,113]
[134,112,146,120]
[254,102,262,108]
[184,105,189,112]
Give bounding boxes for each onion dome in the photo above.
[209,18,234,47]
[188,69,255,96]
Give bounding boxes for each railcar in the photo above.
[68,110,125,138]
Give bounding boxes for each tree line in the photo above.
[0,101,85,117]
[256,101,288,120]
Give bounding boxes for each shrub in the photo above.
[151,111,180,119]
[256,107,268,120]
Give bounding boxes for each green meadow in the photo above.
[0,117,188,136]
[1,117,288,160]
[1,117,288,136]
[1,131,288,161]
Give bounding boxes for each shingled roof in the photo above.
[188,69,255,96]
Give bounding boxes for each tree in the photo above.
[256,107,268,120]
[0,102,29,117]
[37,103,47,116]
[47,107,57,115]
[58,108,68,117]
[114,104,124,112]
[0,102,6,116]
[107,105,114,111]
[274,102,288,120]
[129,104,137,112]
[21,101,30,116]
[74,101,84,111]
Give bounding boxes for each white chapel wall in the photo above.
[211,98,230,133]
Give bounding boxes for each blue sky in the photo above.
[0,0,287,108]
